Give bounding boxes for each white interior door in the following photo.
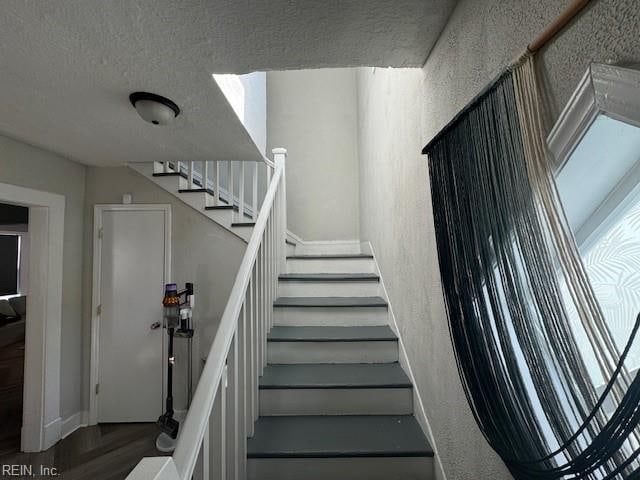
[97,208,168,423]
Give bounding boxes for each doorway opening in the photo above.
[0,182,64,453]
[0,202,29,456]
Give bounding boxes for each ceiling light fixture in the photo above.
[129,92,180,126]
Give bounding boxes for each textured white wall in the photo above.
[267,69,360,241]
[0,134,86,421]
[356,1,640,479]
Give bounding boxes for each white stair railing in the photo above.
[130,148,287,480]
[164,158,273,220]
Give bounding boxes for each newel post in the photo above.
[272,147,287,271]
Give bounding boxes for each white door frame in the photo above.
[89,204,171,425]
[0,182,64,452]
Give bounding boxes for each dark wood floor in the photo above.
[0,423,167,480]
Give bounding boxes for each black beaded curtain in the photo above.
[424,60,640,479]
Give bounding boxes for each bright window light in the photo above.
[213,74,245,123]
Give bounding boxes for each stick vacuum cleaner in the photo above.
[156,282,194,453]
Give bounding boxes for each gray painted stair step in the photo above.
[260,363,411,389]
[268,325,396,342]
[247,415,433,458]
[287,253,373,260]
[279,273,379,282]
[178,187,215,195]
[274,296,387,308]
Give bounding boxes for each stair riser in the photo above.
[294,242,362,255]
[248,457,433,480]
[204,208,234,225]
[259,388,413,416]
[277,281,380,298]
[128,163,253,243]
[274,306,388,327]
[267,341,398,364]
[148,173,182,193]
[286,258,375,274]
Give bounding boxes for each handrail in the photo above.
[129,149,287,480]
[172,154,284,479]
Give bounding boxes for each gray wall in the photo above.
[0,137,248,420]
[83,166,246,410]
[267,68,360,241]
[356,0,640,479]
[0,134,86,420]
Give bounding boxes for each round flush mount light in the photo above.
[129,92,180,126]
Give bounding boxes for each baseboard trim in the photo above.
[367,242,448,480]
[42,417,61,450]
[286,230,304,245]
[61,410,89,439]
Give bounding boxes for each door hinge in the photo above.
[98,228,103,239]
[95,383,100,395]
[96,304,102,316]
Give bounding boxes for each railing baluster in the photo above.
[195,421,209,480]
[251,267,259,423]
[203,161,209,191]
[261,239,267,370]
[237,303,247,480]
[239,162,245,221]
[211,368,227,480]
[228,161,235,211]
[164,160,170,173]
[257,245,263,376]
[188,161,194,189]
[212,161,219,206]
[270,215,275,330]
[268,221,272,350]
[245,281,254,436]
[226,334,238,480]
[252,163,259,221]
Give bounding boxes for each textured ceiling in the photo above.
[0,1,455,166]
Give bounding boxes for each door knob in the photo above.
[150,321,161,330]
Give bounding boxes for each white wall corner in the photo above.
[366,241,448,480]
[61,410,89,439]
[42,417,62,450]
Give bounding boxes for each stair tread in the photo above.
[178,187,215,195]
[204,204,234,210]
[274,296,387,308]
[268,325,396,342]
[287,253,373,259]
[279,273,379,282]
[232,222,256,227]
[260,363,410,389]
[247,415,433,458]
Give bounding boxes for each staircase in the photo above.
[129,159,268,242]
[247,241,434,480]
[126,150,433,480]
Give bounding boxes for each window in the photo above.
[549,63,640,388]
[0,234,20,297]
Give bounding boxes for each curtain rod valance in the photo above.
[422,0,593,156]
